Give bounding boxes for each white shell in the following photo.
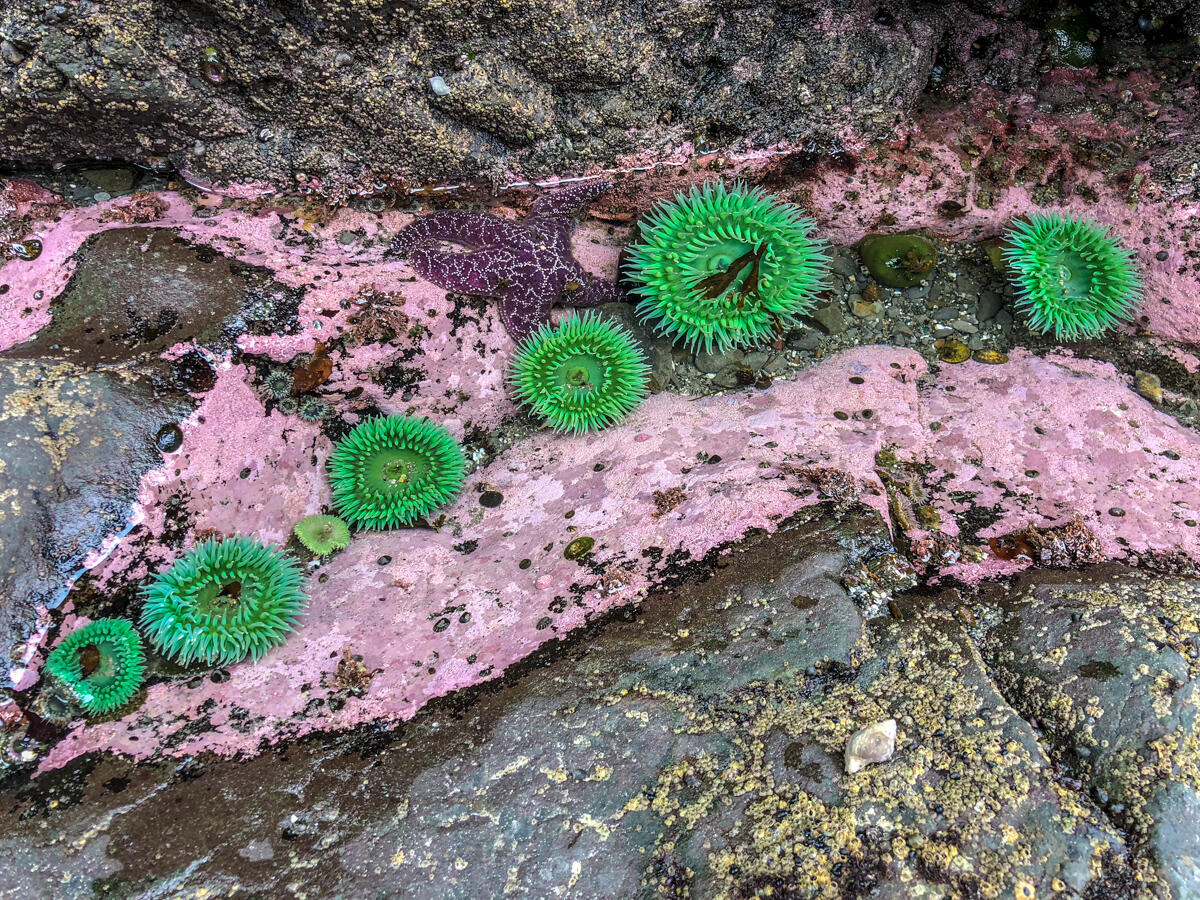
[844,718,897,774]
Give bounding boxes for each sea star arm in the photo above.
[567,274,625,308]
[389,210,528,255]
[408,246,521,296]
[529,179,613,220]
[499,286,554,346]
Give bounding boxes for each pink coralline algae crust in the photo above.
[13,67,1200,771]
[41,344,1200,771]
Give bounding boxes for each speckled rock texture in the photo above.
[974,569,1200,898]
[0,0,1196,190]
[3,510,1186,899]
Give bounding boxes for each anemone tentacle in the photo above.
[141,536,307,667]
[294,514,352,555]
[44,618,146,716]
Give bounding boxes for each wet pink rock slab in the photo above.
[41,343,1200,771]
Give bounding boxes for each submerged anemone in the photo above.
[627,181,829,353]
[44,618,146,716]
[141,536,307,667]
[261,370,293,400]
[1002,212,1142,340]
[858,232,938,289]
[328,416,466,530]
[510,312,650,434]
[294,514,352,555]
[298,397,329,422]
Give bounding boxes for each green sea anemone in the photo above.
[298,397,328,422]
[509,312,650,434]
[277,397,298,415]
[261,370,293,399]
[328,416,466,530]
[141,536,307,667]
[858,232,938,289]
[294,514,351,555]
[1002,212,1142,340]
[44,618,146,716]
[627,181,829,353]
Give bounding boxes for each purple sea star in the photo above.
[388,179,623,344]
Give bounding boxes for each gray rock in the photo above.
[712,369,742,388]
[977,290,1004,321]
[0,359,194,667]
[931,307,959,321]
[0,509,1136,897]
[829,253,859,278]
[1147,781,1200,900]
[951,319,978,334]
[8,228,296,366]
[741,351,770,371]
[933,326,955,338]
[789,330,822,351]
[995,309,1015,334]
[809,301,848,335]
[0,0,983,189]
[904,282,931,300]
[976,568,1200,895]
[694,347,744,374]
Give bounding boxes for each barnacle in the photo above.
[509,312,649,433]
[43,618,146,716]
[141,536,307,667]
[328,416,466,530]
[1003,212,1142,340]
[627,181,829,352]
[294,514,351,555]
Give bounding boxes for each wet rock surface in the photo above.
[0,228,294,680]
[2,508,1196,897]
[0,359,191,677]
[1,0,1195,190]
[973,569,1200,899]
[7,228,297,365]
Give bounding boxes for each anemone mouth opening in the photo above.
[78,643,101,678]
[365,448,432,495]
[216,580,244,606]
[1050,250,1094,302]
[555,354,604,398]
[381,459,411,485]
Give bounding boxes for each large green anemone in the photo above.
[509,312,650,434]
[141,536,307,667]
[328,416,466,529]
[1002,212,1142,340]
[293,514,351,555]
[44,618,146,716]
[627,181,830,353]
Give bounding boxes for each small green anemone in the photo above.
[44,618,146,716]
[328,416,466,530]
[627,181,830,353]
[141,536,307,667]
[294,514,351,555]
[261,370,293,400]
[1002,212,1142,340]
[510,312,650,434]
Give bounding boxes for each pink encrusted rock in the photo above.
[40,342,1200,771]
